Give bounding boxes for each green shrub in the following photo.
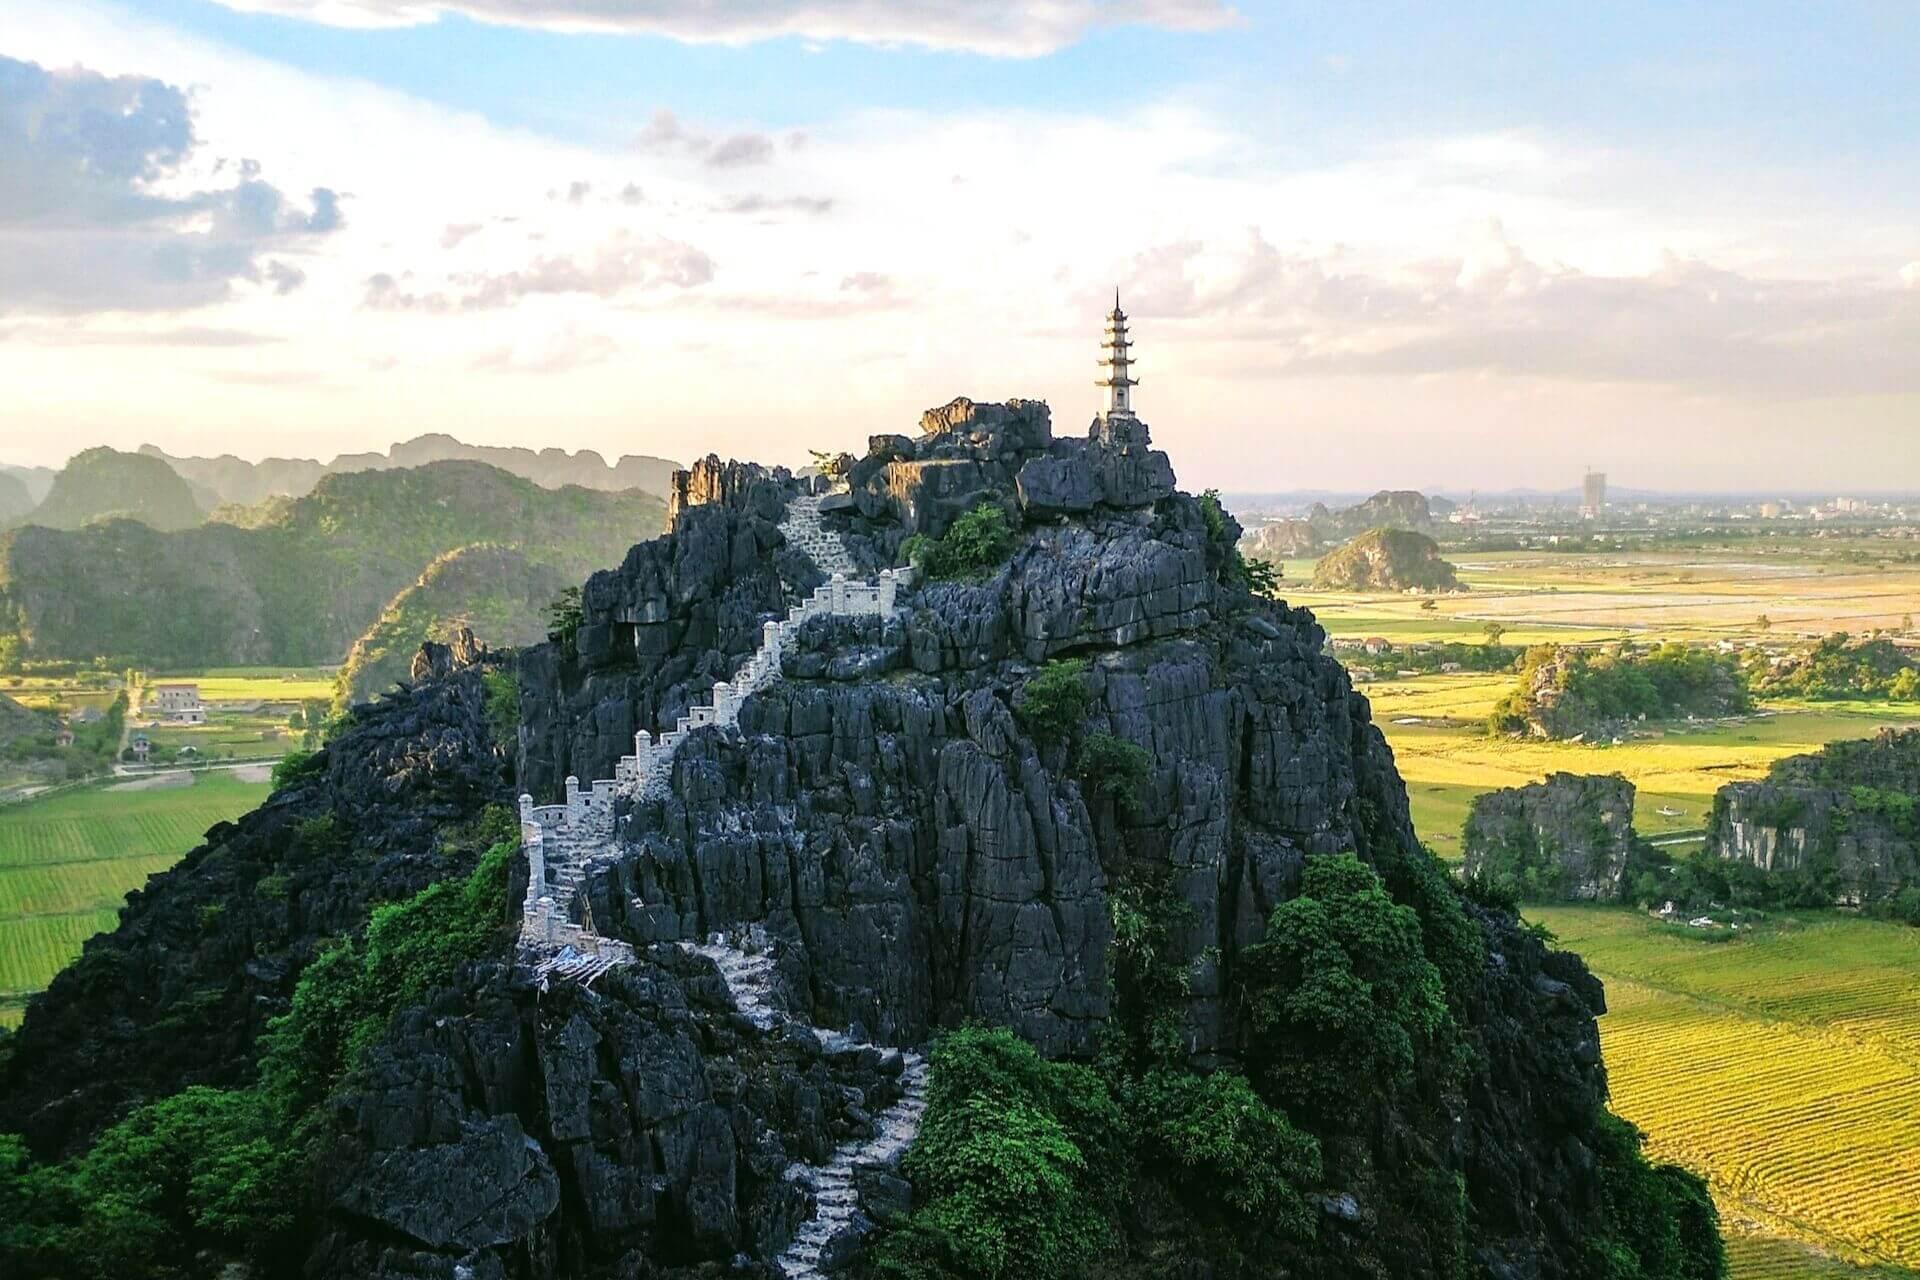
[197,904,225,933]
[269,749,319,791]
[869,1026,1125,1280]
[1584,1113,1725,1280]
[1128,1068,1319,1234]
[254,873,291,902]
[1237,852,1457,1124]
[482,669,520,743]
[903,502,1017,581]
[544,585,584,650]
[1075,732,1152,814]
[1016,659,1090,746]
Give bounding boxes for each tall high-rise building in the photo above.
[1581,470,1607,519]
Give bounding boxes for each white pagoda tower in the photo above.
[1096,289,1137,419]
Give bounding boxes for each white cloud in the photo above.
[1,0,1915,492]
[0,52,342,313]
[200,0,1239,57]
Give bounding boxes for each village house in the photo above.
[149,683,207,725]
[1362,636,1392,656]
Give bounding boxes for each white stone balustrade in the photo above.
[518,540,912,974]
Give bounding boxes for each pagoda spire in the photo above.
[1096,289,1137,419]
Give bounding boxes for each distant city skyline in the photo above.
[2,1,1916,489]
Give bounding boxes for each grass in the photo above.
[1726,1228,1920,1279]
[1527,907,1920,1273]
[1285,545,1920,647]
[0,772,269,1026]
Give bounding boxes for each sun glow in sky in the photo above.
[1,1,1916,490]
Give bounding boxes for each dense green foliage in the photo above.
[1751,633,1920,701]
[1383,639,1524,676]
[1238,852,1460,1120]
[543,584,585,650]
[0,806,517,1278]
[1489,642,1751,738]
[1014,659,1091,746]
[269,748,319,790]
[0,461,665,668]
[1585,1114,1726,1280]
[482,670,521,742]
[867,1027,1125,1280]
[901,502,1017,581]
[1075,731,1152,814]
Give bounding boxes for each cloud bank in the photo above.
[202,0,1237,56]
[0,53,340,314]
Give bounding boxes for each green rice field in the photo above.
[0,772,269,1027]
[1529,907,1920,1275]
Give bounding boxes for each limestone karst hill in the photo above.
[0,393,1721,1279]
[20,446,206,533]
[1309,525,1462,592]
[1707,727,1920,905]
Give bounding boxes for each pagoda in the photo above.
[1096,289,1138,419]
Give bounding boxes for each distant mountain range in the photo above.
[0,435,681,536]
[0,461,668,668]
[139,434,681,509]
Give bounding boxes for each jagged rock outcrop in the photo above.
[1707,728,1920,905]
[410,624,492,683]
[1463,772,1637,901]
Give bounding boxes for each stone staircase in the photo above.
[779,492,859,577]
[687,929,929,1279]
[519,499,908,984]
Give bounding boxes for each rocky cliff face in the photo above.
[1463,772,1638,901]
[1707,728,1920,904]
[4,400,1686,1280]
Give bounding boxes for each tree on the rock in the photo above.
[1237,852,1457,1124]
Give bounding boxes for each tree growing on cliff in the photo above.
[1237,852,1457,1123]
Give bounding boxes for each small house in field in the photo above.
[149,683,206,725]
[1440,661,1464,673]
[1362,637,1392,656]
[130,733,151,763]
[54,726,75,748]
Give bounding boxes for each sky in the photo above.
[1,1,1916,492]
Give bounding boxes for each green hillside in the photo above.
[0,461,666,668]
[22,447,204,532]
[0,472,33,525]
[334,542,567,708]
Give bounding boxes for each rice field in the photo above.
[1364,670,1920,859]
[1281,545,1920,648]
[1529,907,1920,1273]
[0,772,269,1026]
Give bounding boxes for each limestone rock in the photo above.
[1706,727,1920,905]
[1462,772,1637,901]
